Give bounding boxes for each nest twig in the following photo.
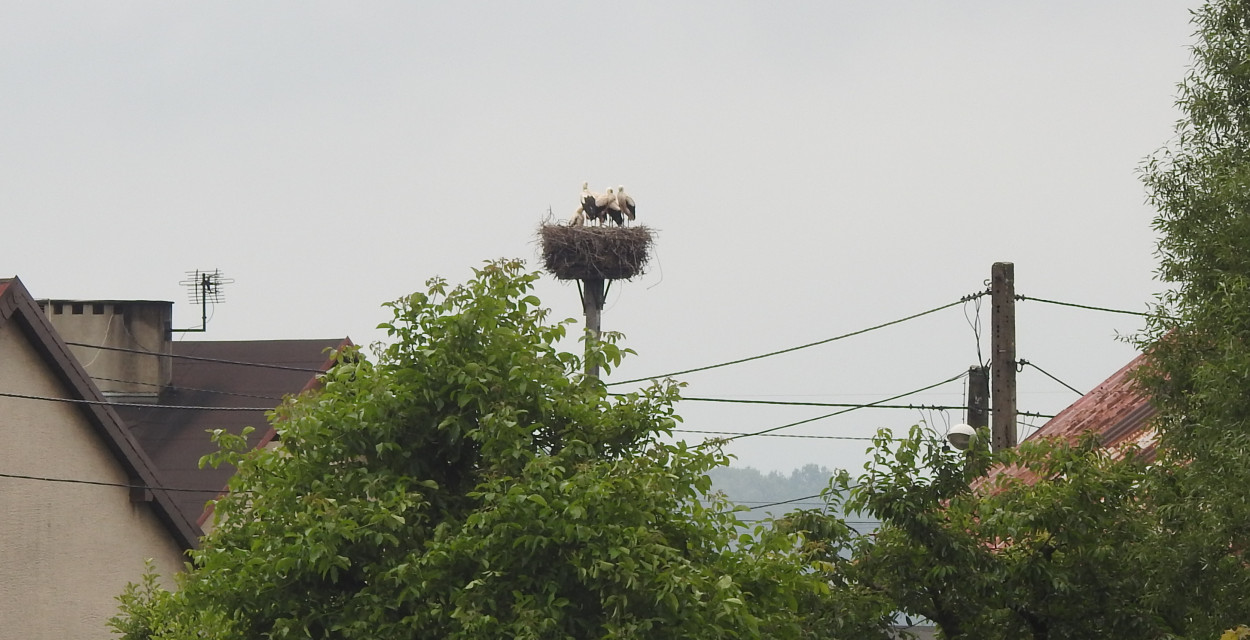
[539,224,654,281]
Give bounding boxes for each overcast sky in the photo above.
[1,2,1198,475]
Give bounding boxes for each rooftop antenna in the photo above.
[173,269,233,333]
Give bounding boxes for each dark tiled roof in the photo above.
[115,339,348,532]
[0,278,201,549]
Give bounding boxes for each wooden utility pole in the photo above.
[990,262,1017,452]
[966,365,989,430]
[582,278,606,378]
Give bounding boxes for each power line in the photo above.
[728,484,864,513]
[739,519,879,528]
[0,390,277,412]
[1017,359,1083,396]
[964,295,986,367]
[89,375,286,401]
[64,341,327,373]
[678,428,952,444]
[745,492,827,510]
[676,428,900,441]
[731,500,829,506]
[1013,295,1152,318]
[608,292,988,386]
[0,387,1048,431]
[0,470,240,494]
[1018,419,1043,441]
[734,517,878,525]
[724,371,969,441]
[681,392,965,398]
[0,468,868,515]
[678,396,968,411]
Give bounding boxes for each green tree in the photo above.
[1138,0,1250,632]
[111,260,829,639]
[786,427,1167,640]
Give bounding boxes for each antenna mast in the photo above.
[173,269,233,333]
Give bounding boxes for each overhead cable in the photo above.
[89,375,286,401]
[726,482,862,513]
[738,519,879,528]
[723,371,969,441]
[675,428,900,441]
[744,492,827,511]
[729,499,829,506]
[963,295,986,367]
[0,470,238,494]
[0,390,278,412]
[1013,295,1152,318]
[64,341,327,373]
[608,292,988,386]
[1017,359,1083,396]
[678,396,968,411]
[1019,410,1056,419]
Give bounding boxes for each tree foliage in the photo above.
[1137,0,1250,632]
[111,260,837,639]
[792,427,1167,640]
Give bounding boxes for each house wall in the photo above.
[0,318,185,639]
[41,300,172,402]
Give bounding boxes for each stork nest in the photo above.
[539,224,654,281]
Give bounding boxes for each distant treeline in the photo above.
[708,464,837,518]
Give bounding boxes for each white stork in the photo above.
[580,182,602,225]
[615,186,636,225]
[596,187,623,226]
[570,206,586,227]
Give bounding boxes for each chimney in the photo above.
[39,299,173,403]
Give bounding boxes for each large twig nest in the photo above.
[539,224,655,280]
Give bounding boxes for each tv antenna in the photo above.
[173,269,234,333]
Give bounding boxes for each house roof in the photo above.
[0,278,201,550]
[990,353,1155,485]
[1025,353,1155,451]
[115,338,347,531]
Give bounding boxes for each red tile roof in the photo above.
[1026,353,1155,452]
[989,354,1155,485]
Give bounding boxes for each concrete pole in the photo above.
[991,262,1017,451]
[582,278,605,378]
[967,365,989,430]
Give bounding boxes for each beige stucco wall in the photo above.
[0,320,186,639]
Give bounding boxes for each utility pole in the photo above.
[966,365,989,431]
[990,262,1017,452]
[582,278,606,378]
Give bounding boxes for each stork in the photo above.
[615,186,636,225]
[596,187,622,226]
[580,182,601,224]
